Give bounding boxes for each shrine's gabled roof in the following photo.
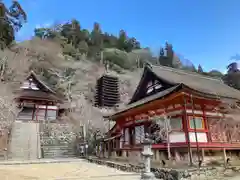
[16,71,63,102]
[17,90,61,102]
[27,71,56,94]
[105,64,240,119]
[150,65,240,101]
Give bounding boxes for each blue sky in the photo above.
[6,0,240,72]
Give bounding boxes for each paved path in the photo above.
[0,158,82,165]
[229,175,240,180]
[0,159,140,180]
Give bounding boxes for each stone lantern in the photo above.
[141,133,156,180]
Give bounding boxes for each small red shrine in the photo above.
[15,71,62,121]
[102,64,240,163]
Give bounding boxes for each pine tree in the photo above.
[197,64,204,73]
[227,62,239,73]
[165,42,174,61]
[158,47,165,65]
[0,1,27,49]
[117,30,127,51]
[160,47,164,57]
[164,42,174,67]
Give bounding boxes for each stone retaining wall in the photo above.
[39,123,76,158]
[86,157,240,180]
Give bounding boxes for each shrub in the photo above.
[62,44,77,57]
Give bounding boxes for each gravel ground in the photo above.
[229,175,240,180]
[0,159,240,180]
[0,161,140,180]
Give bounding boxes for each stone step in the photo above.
[43,154,75,157]
[42,146,74,149]
[9,121,40,160]
[43,152,75,155]
[42,149,74,152]
[43,155,76,159]
[42,148,75,153]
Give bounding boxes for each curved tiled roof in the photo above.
[106,65,240,119]
[150,65,240,100]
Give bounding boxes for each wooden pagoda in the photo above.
[95,74,120,107]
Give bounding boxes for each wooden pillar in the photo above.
[190,95,201,164]
[122,150,127,158]
[201,148,205,162]
[31,104,35,121]
[174,149,181,161]
[202,105,210,142]
[155,150,160,161]
[182,94,193,166]
[36,104,39,122]
[45,104,48,121]
[223,148,227,167]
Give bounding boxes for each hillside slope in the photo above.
[0,38,142,133]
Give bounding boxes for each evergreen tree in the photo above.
[165,42,174,63]
[70,19,81,48]
[90,22,103,48]
[0,1,27,49]
[165,42,174,67]
[80,29,90,42]
[158,42,174,67]
[160,47,164,56]
[117,30,127,51]
[158,47,165,65]
[223,62,240,90]
[197,64,204,73]
[227,62,239,73]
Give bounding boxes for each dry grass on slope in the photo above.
[0,38,142,133]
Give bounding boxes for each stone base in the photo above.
[141,172,156,180]
[112,151,116,158]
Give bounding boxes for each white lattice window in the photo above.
[189,117,204,129]
[146,80,162,94]
[135,125,145,144]
[46,109,57,120]
[170,117,183,130]
[124,128,129,145]
[120,129,124,148]
[36,109,46,120]
[20,79,39,90]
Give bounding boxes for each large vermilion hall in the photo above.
[99,64,240,164]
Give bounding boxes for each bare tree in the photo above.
[0,83,20,128]
[150,112,172,160]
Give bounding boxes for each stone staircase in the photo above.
[8,121,40,160]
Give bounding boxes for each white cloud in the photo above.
[35,24,41,29]
[35,21,54,29]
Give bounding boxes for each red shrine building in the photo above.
[15,71,62,121]
[101,65,240,164]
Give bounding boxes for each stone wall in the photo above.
[39,123,76,158]
[87,157,240,180]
